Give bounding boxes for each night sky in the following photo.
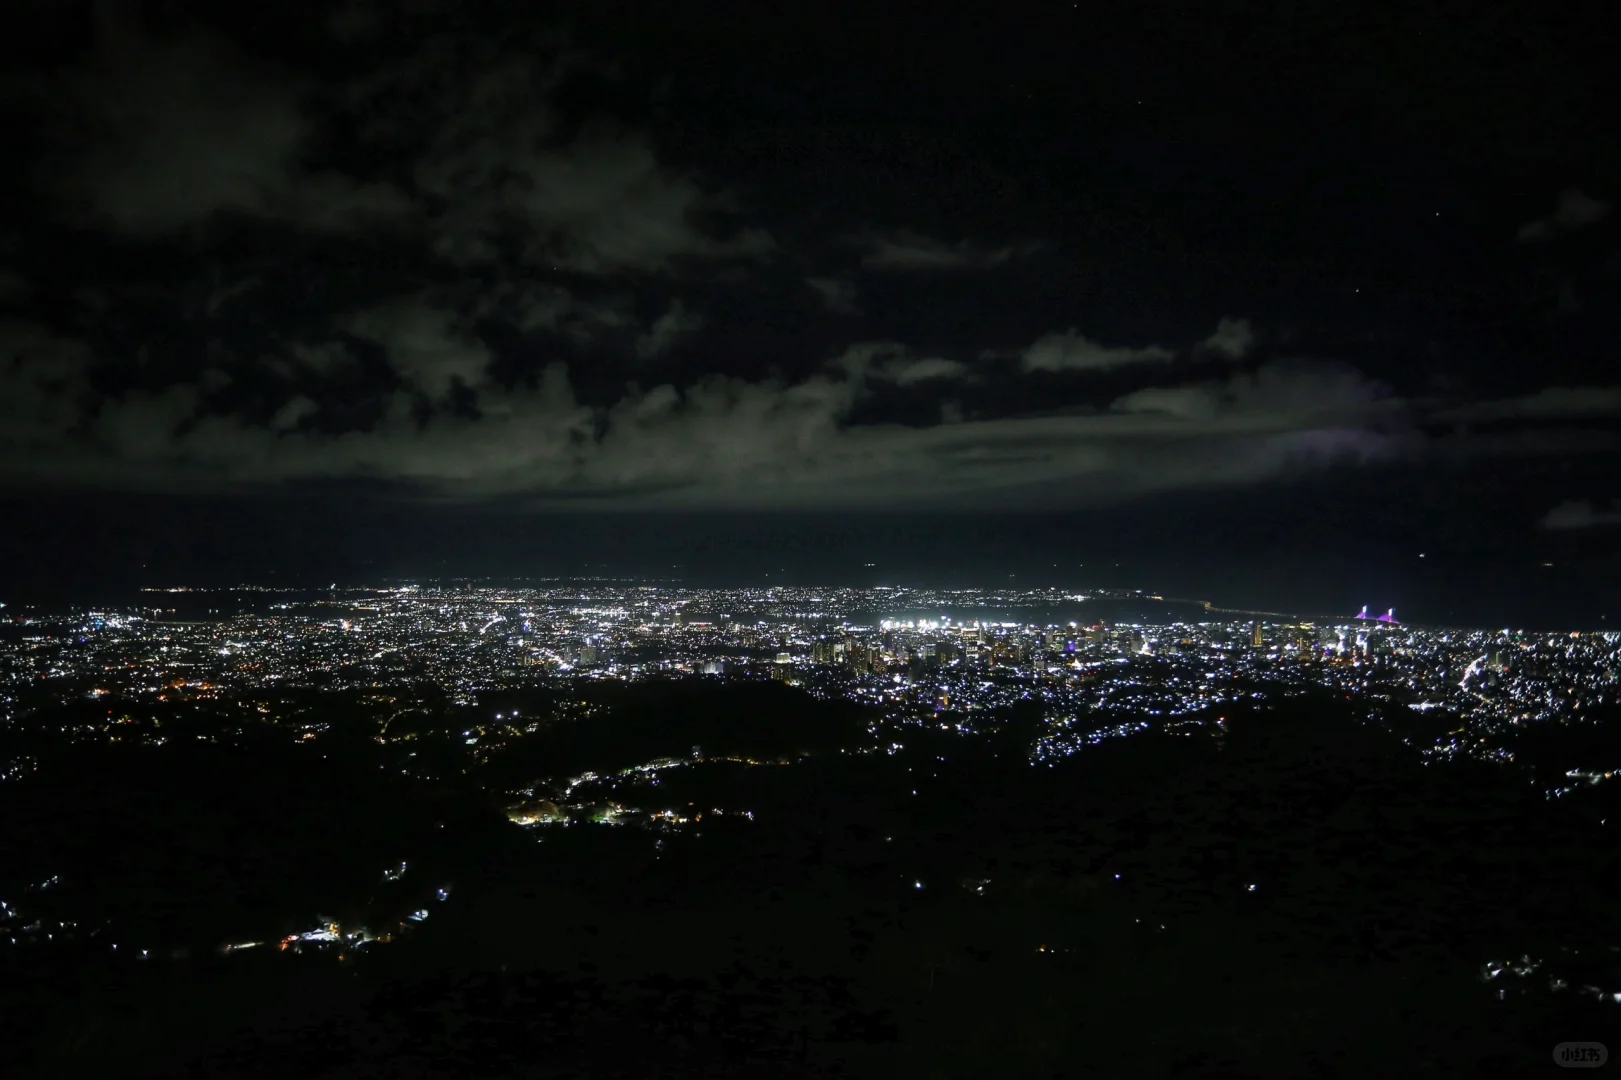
[1,2,1617,621]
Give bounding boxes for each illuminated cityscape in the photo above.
[5,582,1620,947]
[4,583,1616,771]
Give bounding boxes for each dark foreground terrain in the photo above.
[3,680,1619,1077]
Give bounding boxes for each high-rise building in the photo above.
[1251,620,1264,649]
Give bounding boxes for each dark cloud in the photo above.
[43,13,411,236]
[1197,317,1256,361]
[476,282,634,340]
[1517,188,1611,242]
[0,271,28,305]
[41,15,771,276]
[325,0,386,43]
[1541,499,1621,530]
[882,357,970,386]
[0,320,93,452]
[1014,318,1258,375]
[1113,360,1388,425]
[1434,386,1621,424]
[856,231,1038,271]
[344,301,493,398]
[805,277,859,315]
[1015,330,1173,373]
[357,51,773,274]
[634,300,704,359]
[203,274,265,318]
[830,342,967,386]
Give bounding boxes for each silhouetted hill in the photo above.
[3,682,1617,1077]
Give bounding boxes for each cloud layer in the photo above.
[43,14,770,276]
[2,13,1614,513]
[1018,331,1173,373]
[1517,189,1612,242]
[1541,499,1621,530]
[0,309,1421,508]
[856,232,1038,271]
